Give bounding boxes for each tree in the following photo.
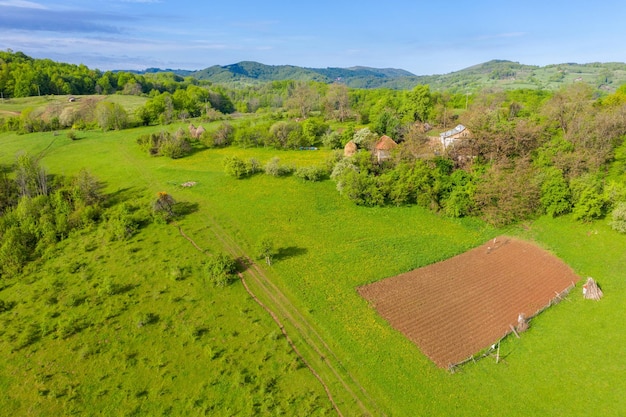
[402,85,433,123]
[256,237,276,266]
[570,173,607,221]
[153,191,176,220]
[301,118,328,147]
[14,153,47,198]
[540,168,572,217]
[324,83,351,121]
[215,122,235,147]
[472,159,541,226]
[609,202,626,233]
[286,82,318,118]
[95,101,128,131]
[223,156,251,179]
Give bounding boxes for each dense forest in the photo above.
[2,49,626,234]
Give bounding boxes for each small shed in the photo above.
[344,140,357,157]
[374,135,398,163]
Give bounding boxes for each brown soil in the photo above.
[358,236,580,368]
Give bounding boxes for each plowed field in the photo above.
[358,237,580,368]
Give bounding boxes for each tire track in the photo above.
[178,216,384,417]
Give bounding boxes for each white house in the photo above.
[439,124,470,149]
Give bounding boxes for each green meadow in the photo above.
[1,124,625,416]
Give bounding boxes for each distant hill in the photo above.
[190,61,416,87]
[120,68,195,77]
[183,60,626,92]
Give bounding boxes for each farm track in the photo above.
[178,215,384,417]
[112,141,382,415]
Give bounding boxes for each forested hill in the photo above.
[190,61,416,87]
[2,49,626,96]
[188,60,626,92]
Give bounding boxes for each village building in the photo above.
[439,124,470,150]
[374,135,398,163]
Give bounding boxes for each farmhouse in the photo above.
[439,124,470,149]
[374,135,397,163]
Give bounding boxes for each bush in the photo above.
[264,157,293,177]
[205,253,237,287]
[136,131,191,159]
[322,130,342,149]
[294,166,326,182]
[103,203,143,241]
[540,168,572,217]
[159,136,191,159]
[223,156,260,179]
[66,130,78,140]
[609,202,626,233]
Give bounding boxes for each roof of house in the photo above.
[440,124,466,139]
[375,135,398,151]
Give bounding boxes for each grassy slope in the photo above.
[1,126,625,416]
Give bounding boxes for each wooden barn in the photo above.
[374,135,398,163]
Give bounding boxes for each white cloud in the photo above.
[0,0,47,8]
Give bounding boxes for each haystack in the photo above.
[582,277,603,300]
[344,140,357,157]
[188,124,205,139]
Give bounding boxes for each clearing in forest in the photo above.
[358,236,580,368]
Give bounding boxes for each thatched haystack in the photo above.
[188,124,206,139]
[583,277,603,300]
[344,140,357,157]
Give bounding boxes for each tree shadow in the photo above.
[104,187,136,207]
[0,163,13,175]
[173,201,199,217]
[274,246,308,261]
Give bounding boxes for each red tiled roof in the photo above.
[375,135,397,151]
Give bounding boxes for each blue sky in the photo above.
[1,0,625,74]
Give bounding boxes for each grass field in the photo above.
[1,124,625,416]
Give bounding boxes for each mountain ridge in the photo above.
[130,59,626,92]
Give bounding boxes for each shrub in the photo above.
[66,130,78,140]
[322,130,342,149]
[264,157,293,177]
[205,253,237,287]
[0,299,16,313]
[103,203,142,241]
[223,156,260,179]
[609,202,626,233]
[159,136,191,159]
[206,122,234,147]
[540,168,572,217]
[136,131,191,158]
[136,312,159,327]
[294,166,326,182]
[152,192,176,223]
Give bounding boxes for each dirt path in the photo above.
[177,217,384,416]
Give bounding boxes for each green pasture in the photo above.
[0,94,148,120]
[1,126,625,416]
